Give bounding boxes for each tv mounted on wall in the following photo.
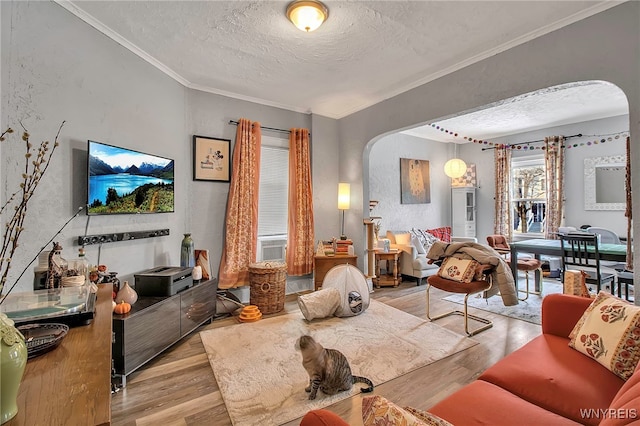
[87,141,174,215]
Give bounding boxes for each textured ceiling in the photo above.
[403,81,629,143]
[59,1,628,140]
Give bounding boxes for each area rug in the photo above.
[200,299,477,426]
[443,279,563,325]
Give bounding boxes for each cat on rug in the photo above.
[295,335,374,400]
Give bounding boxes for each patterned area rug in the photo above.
[200,299,477,426]
[443,279,563,325]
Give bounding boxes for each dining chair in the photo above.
[586,227,630,298]
[559,233,615,294]
[616,270,634,302]
[486,234,541,300]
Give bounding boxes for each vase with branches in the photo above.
[0,122,63,297]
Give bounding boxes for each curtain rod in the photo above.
[228,120,311,136]
[480,134,582,151]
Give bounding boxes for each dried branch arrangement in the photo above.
[0,122,64,295]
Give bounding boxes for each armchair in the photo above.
[386,229,477,285]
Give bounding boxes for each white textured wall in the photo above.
[311,114,340,243]
[368,114,629,243]
[186,89,312,281]
[340,2,639,286]
[369,133,450,233]
[457,114,629,243]
[1,1,187,293]
[0,1,328,295]
[1,1,638,296]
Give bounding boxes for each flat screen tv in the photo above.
[87,140,174,215]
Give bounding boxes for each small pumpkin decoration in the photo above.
[113,300,131,315]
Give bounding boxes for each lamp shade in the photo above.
[338,183,350,210]
[444,158,467,178]
[286,0,328,32]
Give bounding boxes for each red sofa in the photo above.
[301,294,640,425]
[429,293,640,425]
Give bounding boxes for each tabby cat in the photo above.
[295,335,374,400]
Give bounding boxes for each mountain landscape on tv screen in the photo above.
[88,151,174,215]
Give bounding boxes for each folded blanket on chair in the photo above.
[427,241,518,306]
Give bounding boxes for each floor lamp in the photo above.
[338,183,350,240]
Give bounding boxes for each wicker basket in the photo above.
[248,261,287,315]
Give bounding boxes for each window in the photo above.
[511,156,546,235]
[257,136,289,261]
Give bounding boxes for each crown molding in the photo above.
[54,0,623,121]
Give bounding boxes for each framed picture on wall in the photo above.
[400,158,431,204]
[193,135,231,182]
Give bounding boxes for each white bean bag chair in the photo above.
[320,264,370,317]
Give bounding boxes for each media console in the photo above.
[112,278,218,386]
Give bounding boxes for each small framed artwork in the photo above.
[193,135,231,182]
[400,158,431,204]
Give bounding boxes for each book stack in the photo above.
[335,239,353,255]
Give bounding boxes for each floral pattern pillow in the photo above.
[403,406,453,426]
[437,257,480,283]
[569,291,640,380]
[362,395,452,426]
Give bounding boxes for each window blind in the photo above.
[258,141,289,236]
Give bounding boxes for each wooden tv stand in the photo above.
[112,278,217,386]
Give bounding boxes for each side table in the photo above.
[314,254,358,290]
[374,250,402,288]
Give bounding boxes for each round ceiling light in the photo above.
[444,158,468,178]
[286,0,329,32]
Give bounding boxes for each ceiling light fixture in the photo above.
[444,143,467,178]
[286,0,329,32]
[444,158,468,178]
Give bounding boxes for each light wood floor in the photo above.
[111,279,542,426]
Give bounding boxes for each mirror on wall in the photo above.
[584,155,626,210]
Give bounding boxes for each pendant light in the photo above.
[444,143,467,178]
[444,158,467,178]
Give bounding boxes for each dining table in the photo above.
[509,238,629,292]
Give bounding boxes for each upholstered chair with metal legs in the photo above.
[486,235,542,301]
[426,263,494,337]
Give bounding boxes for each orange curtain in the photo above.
[544,136,565,239]
[218,118,261,289]
[286,128,315,275]
[493,146,512,240]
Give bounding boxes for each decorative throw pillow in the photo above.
[410,228,427,246]
[410,228,438,253]
[427,226,452,243]
[362,395,428,426]
[563,269,592,298]
[394,232,411,246]
[437,257,480,283]
[421,230,438,253]
[569,291,640,380]
[411,235,427,255]
[403,406,453,426]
